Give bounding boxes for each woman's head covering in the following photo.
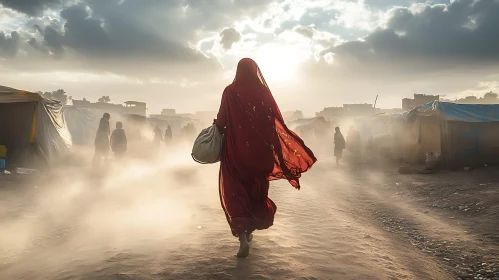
[116,122,123,129]
[103,113,110,120]
[234,58,267,87]
[223,58,316,189]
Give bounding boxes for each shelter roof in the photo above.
[396,101,499,122]
[0,85,41,103]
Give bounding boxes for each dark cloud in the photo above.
[0,0,61,16]
[322,0,499,74]
[0,31,20,58]
[21,2,213,75]
[220,28,241,50]
[3,0,274,72]
[27,37,48,54]
[19,0,274,70]
[82,0,272,43]
[41,26,64,56]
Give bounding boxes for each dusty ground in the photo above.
[0,149,497,280]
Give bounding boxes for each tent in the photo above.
[295,117,332,136]
[0,86,72,166]
[65,106,102,146]
[393,101,499,168]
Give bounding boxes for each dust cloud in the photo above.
[0,129,481,280]
[0,141,223,279]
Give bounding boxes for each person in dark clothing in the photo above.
[111,122,127,158]
[93,113,111,168]
[164,125,173,144]
[153,126,164,147]
[334,127,346,166]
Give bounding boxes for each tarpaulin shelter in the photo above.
[0,86,72,166]
[64,106,101,146]
[393,101,499,168]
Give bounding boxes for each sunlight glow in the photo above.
[256,43,309,83]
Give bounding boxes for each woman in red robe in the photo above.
[215,58,317,257]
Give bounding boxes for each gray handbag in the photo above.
[191,124,222,164]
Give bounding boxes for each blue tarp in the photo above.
[395,101,499,122]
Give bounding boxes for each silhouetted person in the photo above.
[153,126,163,147]
[111,122,127,159]
[93,113,110,168]
[334,127,346,166]
[164,125,173,144]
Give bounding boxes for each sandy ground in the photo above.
[0,147,497,280]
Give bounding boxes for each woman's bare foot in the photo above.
[246,232,253,242]
[237,234,250,257]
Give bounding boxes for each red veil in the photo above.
[215,58,316,236]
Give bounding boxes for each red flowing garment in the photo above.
[215,58,317,236]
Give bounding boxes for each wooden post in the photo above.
[373,95,379,115]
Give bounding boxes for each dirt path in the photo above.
[0,154,496,279]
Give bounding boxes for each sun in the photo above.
[255,43,307,83]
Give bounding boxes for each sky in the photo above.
[1,0,499,115]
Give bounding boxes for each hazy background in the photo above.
[1,0,499,115]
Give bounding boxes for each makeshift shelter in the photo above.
[0,86,72,166]
[65,106,102,146]
[295,117,332,137]
[394,101,499,168]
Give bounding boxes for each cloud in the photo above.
[3,2,218,78]
[0,0,62,16]
[3,0,278,77]
[2,0,499,114]
[0,31,19,58]
[219,28,241,50]
[294,25,314,38]
[292,24,341,48]
[321,0,499,74]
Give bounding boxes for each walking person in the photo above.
[164,125,173,144]
[153,126,163,147]
[334,126,346,166]
[214,58,317,257]
[92,113,111,168]
[110,122,127,159]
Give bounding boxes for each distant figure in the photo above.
[215,58,317,257]
[93,113,111,168]
[110,122,127,158]
[334,127,346,166]
[153,126,163,146]
[164,125,173,144]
